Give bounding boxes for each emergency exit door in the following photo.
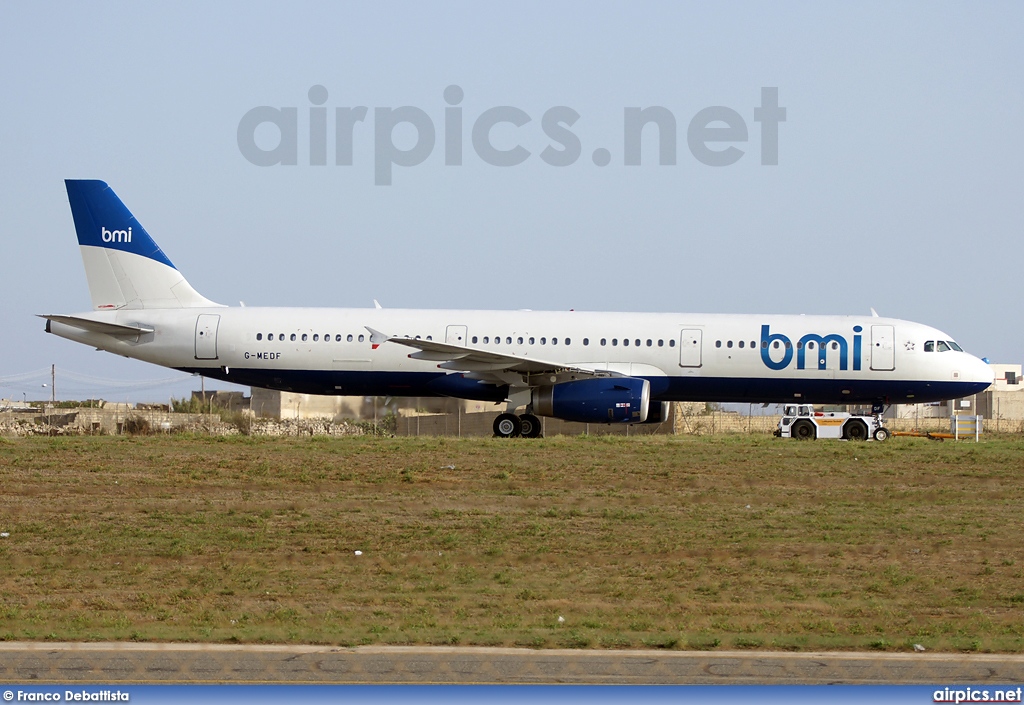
[195,314,220,360]
[446,325,468,346]
[870,324,895,371]
[679,329,702,367]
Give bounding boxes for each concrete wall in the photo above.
[976,391,1024,432]
[0,408,220,435]
[250,388,362,420]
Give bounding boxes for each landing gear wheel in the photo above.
[873,427,890,442]
[792,419,816,440]
[843,419,869,441]
[493,413,522,438]
[519,413,542,438]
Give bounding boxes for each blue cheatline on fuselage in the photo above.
[177,367,990,407]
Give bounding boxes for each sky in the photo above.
[0,1,1021,403]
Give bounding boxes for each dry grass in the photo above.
[1,433,1023,652]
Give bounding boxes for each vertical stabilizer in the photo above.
[65,180,222,310]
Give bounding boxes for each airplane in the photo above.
[43,180,994,438]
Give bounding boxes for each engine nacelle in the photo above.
[532,377,650,424]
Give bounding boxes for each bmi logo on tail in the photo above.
[760,324,863,371]
[101,227,132,243]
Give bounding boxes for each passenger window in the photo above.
[358,334,365,342]
[506,337,512,344]
[796,341,803,349]
[806,341,814,349]
[582,338,588,346]
[472,336,478,344]
[738,340,744,348]
[623,339,629,347]
[772,341,779,349]
[750,341,755,348]
[483,336,490,344]
[540,337,547,345]
[256,333,262,341]
[335,334,342,342]
[784,342,792,350]
[635,339,640,347]
[924,341,933,352]
[601,338,606,346]
[302,334,308,341]
[716,340,722,348]
[347,334,354,342]
[831,342,838,350]
[290,333,297,341]
[529,337,535,345]
[658,340,664,347]
[669,340,675,347]
[552,338,558,345]
[313,334,319,342]
[727,341,733,349]
[646,339,653,347]
[518,337,524,344]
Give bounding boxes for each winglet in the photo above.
[365,326,389,350]
[870,308,880,317]
[373,299,383,310]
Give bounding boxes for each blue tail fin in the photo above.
[66,180,176,268]
[65,180,221,310]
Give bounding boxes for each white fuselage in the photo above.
[47,306,995,406]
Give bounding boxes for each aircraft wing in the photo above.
[373,328,614,385]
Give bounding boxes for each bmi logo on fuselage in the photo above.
[760,324,863,371]
[101,227,132,243]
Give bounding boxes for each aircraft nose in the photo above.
[968,356,995,388]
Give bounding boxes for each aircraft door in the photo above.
[679,329,702,367]
[195,314,220,360]
[870,324,895,371]
[446,325,468,346]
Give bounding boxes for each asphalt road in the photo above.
[1,643,1023,684]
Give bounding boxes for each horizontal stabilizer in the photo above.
[39,314,154,337]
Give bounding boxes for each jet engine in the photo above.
[532,377,650,424]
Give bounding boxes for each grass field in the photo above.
[1,433,1023,652]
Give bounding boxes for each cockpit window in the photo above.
[935,341,950,352]
[948,341,963,352]
[924,341,934,352]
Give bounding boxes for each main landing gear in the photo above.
[493,412,543,438]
